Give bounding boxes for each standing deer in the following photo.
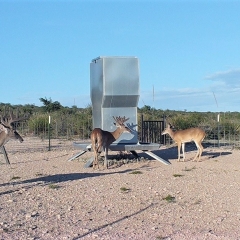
[162,124,206,162]
[0,113,25,147]
[91,116,131,169]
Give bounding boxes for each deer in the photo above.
[0,113,25,147]
[162,123,206,162]
[90,116,131,169]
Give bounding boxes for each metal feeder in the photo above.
[69,56,170,166]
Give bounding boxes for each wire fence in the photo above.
[1,113,240,157]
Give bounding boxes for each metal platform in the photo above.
[68,142,171,167]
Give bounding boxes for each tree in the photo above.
[39,97,62,112]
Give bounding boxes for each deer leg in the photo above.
[93,151,99,170]
[194,142,203,162]
[92,142,98,170]
[92,143,96,169]
[93,160,97,170]
[177,143,181,162]
[192,149,199,162]
[104,147,108,169]
[93,152,97,169]
[96,153,100,169]
[96,150,102,169]
[193,141,200,162]
[182,143,186,161]
[198,143,204,161]
[95,144,102,169]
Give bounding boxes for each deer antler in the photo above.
[0,111,28,129]
[113,116,130,125]
[0,115,11,129]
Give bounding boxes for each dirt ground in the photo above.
[0,141,240,240]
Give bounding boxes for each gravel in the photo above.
[0,143,240,240]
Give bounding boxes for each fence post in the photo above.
[141,114,144,142]
[48,115,51,151]
[163,115,166,145]
[217,113,220,148]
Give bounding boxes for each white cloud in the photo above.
[140,79,240,112]
[205,68,240,87]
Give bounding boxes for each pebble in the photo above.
[68,206,73,211]
[31,211,39,217]
[25,213,32,219]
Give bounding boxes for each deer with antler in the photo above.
[91,116,131,169]
[0,113,26,147]
[162,123,206,162]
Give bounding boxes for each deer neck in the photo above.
[0,131,9,146]
[111,127,123,140]
[168,129,176,140]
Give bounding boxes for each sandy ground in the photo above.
[0,142,240,240]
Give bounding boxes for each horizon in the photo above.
[1,100,238,114]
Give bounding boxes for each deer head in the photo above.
[0,113,26,146]
[113,116,131,133]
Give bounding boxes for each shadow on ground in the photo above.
[138,143,233,162]
[0,168,136,191]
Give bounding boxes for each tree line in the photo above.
[1,98,240,141]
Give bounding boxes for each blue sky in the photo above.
[1,0,240,112]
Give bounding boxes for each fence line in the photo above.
[3,113,240,155]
